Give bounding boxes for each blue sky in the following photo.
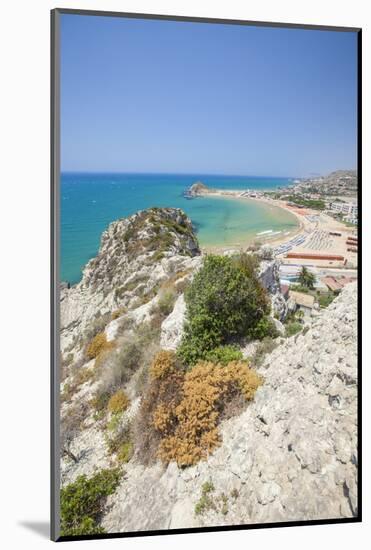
[60,14,357,177]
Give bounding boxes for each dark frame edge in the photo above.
[356,28,362,523]
[51,7,61,543]
[52,7,361,32]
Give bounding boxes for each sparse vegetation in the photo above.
[195,481,216,515]
[117,441,133,463]
[194,482,231,516]
[60,468,122,536]
[60,364,94,404]
[318,292,336,308]
[84,313,111,341]
[253,337,278,367]
[111,307,127,320]
[105,422,132,458]
[285,321,303,337]
[86,332,114,360]
[107,389,130,414]
[151,289,177,317]
[60,402,89,464]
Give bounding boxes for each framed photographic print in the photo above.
[51,8,361,542]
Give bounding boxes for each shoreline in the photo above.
[196,189,306,254]
[196,188,357,271]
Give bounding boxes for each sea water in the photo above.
[61,173,298,284]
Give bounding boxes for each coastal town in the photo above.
[186,170,358,318]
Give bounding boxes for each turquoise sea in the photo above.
[61,173,298,284]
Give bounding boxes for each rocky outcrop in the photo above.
[258,259,288,321]
[187,181,212,196]
[102,282,357,532]
[60,208,201,353]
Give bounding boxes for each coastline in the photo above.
[196,188,357,271]
[197,189,305,254]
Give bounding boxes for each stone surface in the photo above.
[102,283,357,532]
[160,294,187,350]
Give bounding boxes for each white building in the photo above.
[330,201,358,216]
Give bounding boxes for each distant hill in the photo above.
[299,170,357,197]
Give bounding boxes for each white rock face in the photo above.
[102,283,358,533]
[160,294,187,350]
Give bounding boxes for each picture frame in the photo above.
[51,8,362,542]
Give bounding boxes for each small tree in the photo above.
[298,266,315,289]
[178,254,270,365]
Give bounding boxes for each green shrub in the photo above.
[178,255,269,365]
[117,441,133,463]
[285,322,302,337]
[60,468,122,536]
[204,345,243,364]
[106,423,132,457]
[318,293,335,308]
[246,316,279,340]
[106,412,122,432]
[231,251,260,277]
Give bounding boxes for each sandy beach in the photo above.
[198,189,306,252]
[198,189,357,269]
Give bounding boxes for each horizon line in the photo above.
[60,170,302,179]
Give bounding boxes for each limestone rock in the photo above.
[160,294,187,350]
[102,282,358,532]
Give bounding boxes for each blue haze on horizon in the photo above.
[60,14,357,177]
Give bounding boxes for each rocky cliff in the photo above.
[60,208,201,353]
[100,282,357,531]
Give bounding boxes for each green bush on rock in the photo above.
[178,254,270,365]
[204,345,243,364]
[60,468,122,536]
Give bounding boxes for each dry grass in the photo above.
[136,354,263,467]
[86,332,114,360]
[107,390,130,414]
